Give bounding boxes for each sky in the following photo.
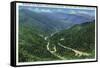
[20,5,95,17]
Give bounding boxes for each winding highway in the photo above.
[46,42,67,60]
[39,33,91,59]
[58,43,91,57]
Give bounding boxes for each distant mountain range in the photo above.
[19,7,95,36]
[18,6,95,62]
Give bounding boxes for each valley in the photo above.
[18,6,95,62]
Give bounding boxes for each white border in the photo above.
[16,3,97,65]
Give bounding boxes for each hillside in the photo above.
[19,20,95,62]
[50,21,95,59]
[18,6,95,62]
[19,7,94,36]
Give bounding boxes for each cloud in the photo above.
[40,9,52,13]
[27,7,95,16]
[77,11,89,14]
[69,10,77,14]
[27,7,53,13]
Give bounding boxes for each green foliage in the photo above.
[18,24,59,62]
[18,20,95,62]
[50,21,95,59]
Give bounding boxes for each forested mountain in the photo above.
[19,20,95,62]
[18,6,95,62]
[19,7,94,36]
[50,20,95,51]
[50,20,95,59]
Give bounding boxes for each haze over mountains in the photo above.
[18,6,96,62]
[19,6,95,35]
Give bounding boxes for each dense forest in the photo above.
[18,6,96,62]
